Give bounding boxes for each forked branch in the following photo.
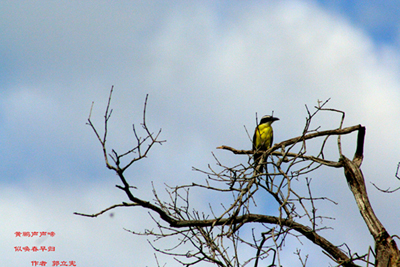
[77,92,397,266]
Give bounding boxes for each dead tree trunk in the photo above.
[341,127,400,266]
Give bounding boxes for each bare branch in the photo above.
[218,124,362,157]
[80,94,400,266]
[396,162,400,180]
[369,162,400,193]
[74,202,138,217]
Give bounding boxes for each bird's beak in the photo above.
[272,117,280,122]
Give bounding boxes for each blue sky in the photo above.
[1,1,400,266]
[318,0,400,43]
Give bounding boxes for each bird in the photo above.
[252,115,279,173]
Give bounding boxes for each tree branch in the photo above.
[80,92,399,266]
[340,126,400,266]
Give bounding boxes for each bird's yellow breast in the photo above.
[254,123,273,150]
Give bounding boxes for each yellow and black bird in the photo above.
[252,115,279,172]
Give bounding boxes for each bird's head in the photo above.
[259,115,279,125]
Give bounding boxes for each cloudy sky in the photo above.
[1,0,400,266]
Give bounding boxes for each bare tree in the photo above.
[75,87,400,267]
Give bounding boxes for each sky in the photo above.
[1,0,400,266]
